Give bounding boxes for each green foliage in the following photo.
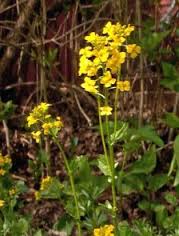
[0,100,15,121]
[128,146,156,175]
[161,62,179,92]
[163,113,179,128]
[141,29,170,60]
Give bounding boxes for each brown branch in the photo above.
[0,0,39,80]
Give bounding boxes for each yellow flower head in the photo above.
[81,77,99,94]
[0,153,11,166]
[93,224,114,236]
[85,32,99,44]
[123,24,135,37]
[99,106,112,116]
[27,115,37,127]
[31,130,41,143]
[9,188,16,196]
[0,168,6,176]
[85,32,107,48]
[100,71,116,88]
[35,191,41,201]
[42,117,63,135]
[79,46,93,58]
[126,44,141,58]
[0,200,5,208]
[27,102,51,127]
[106,51,126,73]
[117,81,130,91]
[94,47,109,63]
[79,56,94,76]
[40,176,52,191]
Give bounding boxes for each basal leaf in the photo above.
[163,113,179,128]
[128,146,156,175]
[148,174,169,191]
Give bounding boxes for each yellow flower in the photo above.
[109,35,126,49]
[93,224,114,236]
[85,32,107,47]
[79,56,93,76]
[35,191,41,201]
[81,77,98,94]
[40,176,52,191]
[123,24,135,36]
[0,168,6,176]
[100,71,116,88]
[106,51,126,73]
[126,44,141,58]
[27,115,37,127]
[27,102,51,127]
[0,154,11,166]
[94,47,109,63]
[79,46,93,58]
[9,188,16,196]
[99,106,112,116]
[55,117,63,128]
[87,66,99,77]
[103,21,113,35]
[42,117,63,135]
[31,130,41,143]
[117,81,130,91]
[0,200,5,208]
[85,32,99,43]
[42,122,52,135]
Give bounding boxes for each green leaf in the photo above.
[138,200,151,212]
[117,222,133,236]
[141,31,170,57]
[38,149,49,166]
[161,62,179,91]
[148,174,169,191]
[136,126,164,147]
[53,214,74,235]
[153,204,168,227]
[34,230,43,236]
[162,62,178,79]
[70,156,91,182]
[40,178,63,199]
[164,192,178,206]
[174,169,179,187]
[118,173,145,195]
[109,122,128,146]
[174,135,179,167]
[13,218,29,235]
[0,100,15,121]
[97,155,111,176]
[128,146,157,175]
[163,112,179,128]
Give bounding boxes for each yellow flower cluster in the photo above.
[117,80,130,91]
[9,188,16,196]
[100,106,113,116]
[0,152,11,176]
[0,199,5,208]
[79,21,141,95]
[93,224,114,236]
[27,102,63,143]
[40,176,53,191]
[35,176,53,201]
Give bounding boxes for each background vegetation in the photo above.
[0,0,179,235]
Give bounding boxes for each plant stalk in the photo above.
[53,136,82,236]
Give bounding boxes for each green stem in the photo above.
[97,95,117,228]
[114,68,121,133]
[97,96,110,166]
[119,150,127,211]
[53,136,82,236]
